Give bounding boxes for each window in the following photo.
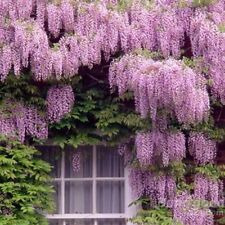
[40,145,130,225]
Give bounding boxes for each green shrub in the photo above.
[0,136,54,225]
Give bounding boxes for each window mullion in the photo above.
[93,145,97,224]
[61,151,65,215]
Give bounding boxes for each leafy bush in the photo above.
[130,207,181,225]
[0,136,54,225]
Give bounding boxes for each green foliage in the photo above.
[182,56,208,74]
[50,81,150,148]
[216,207,225,224]
[130,207,181,225]
[216,216,225,224]
[169,162,194,192]
[109,0,133,11]
[195,164,225,180]
[108,0,154,12]
[192,0,215,7]
[129,196,152,208]
[95,102,149,138]
[133,48,163,60]
[0,73,81,112]
[0,74,46,110]
[218,23,225,33]
[177,0,189,8]
[0,136,54,225]
[182,116,225,142]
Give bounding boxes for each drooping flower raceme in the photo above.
[135,130,186,167]
[188,132,217,165]
[109,54,210,125]
[173,192,214,225]
[190,10,225,104]
[0,103,26,142]
[129,168,176,206]
[0,102,48,142]
[47,3,62,38]
[47,85,75,123]
[60,0,75,33]
[11,20,51,80]
[25,106,48,140]
[194,173,224,207]
[72,151,81,173]
[0,45,12,81]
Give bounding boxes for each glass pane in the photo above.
[49,220,63,225]
[65,181,93,213]
[98,219,126,225]
[97,181,125,213]
[65,146,92,178]
[38,146,61,178]
[53,181,62,214]
[97,146,124,177]
[66,220,94,225]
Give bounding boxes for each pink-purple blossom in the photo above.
[47,85,75,123]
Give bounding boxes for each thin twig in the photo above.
[86,73,102,83]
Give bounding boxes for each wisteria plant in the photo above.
[1,0,225,224]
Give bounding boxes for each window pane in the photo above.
[97,181,125,213]
[38,146,61,178]
[65,181,93,213]
[97,146,124,177]
[52,181,62,214]
[52,182,61,214]
[98,219,126,225]
[66,220,94,225]
[65,146,92,178]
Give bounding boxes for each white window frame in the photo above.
[45,145,138,225]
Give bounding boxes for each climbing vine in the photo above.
[1,0,225,224]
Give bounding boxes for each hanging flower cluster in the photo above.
[135,130,186,167]
[190,10,225,103]
[0,103,25,142]
[0,84,75,142]
[0,1,124,80]
[194,174,224,207]
[187,132,223,219]
[0,102,48,142]
[47,85,75,123]
[109,54,210,125]
[173,192,214,225]
[0,0,223,86]
[72,151,81,173]
[25,106,48,140]
[118,144,131,164]
[129,168,176,206]
[188,132,217,165]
